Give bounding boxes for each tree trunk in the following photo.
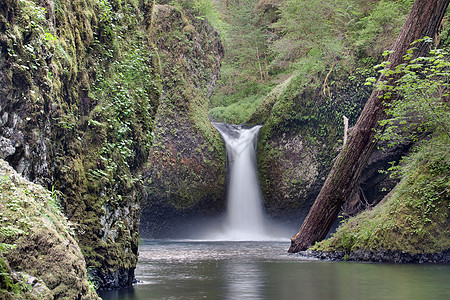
[289,0,450,253]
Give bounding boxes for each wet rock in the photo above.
[0,136,15,158]
[300,249,450,264]
[91,268,135,291]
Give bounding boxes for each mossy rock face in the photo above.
[140,5,226,236]
[0,0,160,289]
[254,68,412,219]
[0,159,99,299]
[253,70,376,218]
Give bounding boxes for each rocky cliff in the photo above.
[0,0,160,290]
[140,5,226,237]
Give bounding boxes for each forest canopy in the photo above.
[178,0,417,123]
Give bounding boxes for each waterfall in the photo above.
[212,123,268,240]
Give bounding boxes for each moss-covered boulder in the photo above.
[310,136,450,262]
[0,0,160,289]
[140,5,226,236]
[250,70,375,218]
[0,159,99,299]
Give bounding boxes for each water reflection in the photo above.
[223,261,263,299]
[99,240,450,300]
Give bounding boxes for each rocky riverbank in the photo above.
[298,249,450,264]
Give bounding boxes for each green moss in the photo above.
[0,160,98,299]
[143,5,225,215]
[246,76,293,126]
[252,65,375,215]
[313,135,450,255]
[1,0,161,289]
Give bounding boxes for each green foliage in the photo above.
[272,0,412,71]
[193,0,227,33]
[222,0,270,81]
[90,39,160,187]
[89,3,161,180]
[86,267,102,291]
[314,40,450,256]
[0,258,21,295]
[167,0,226,33]
[396,143,449,234]
[0,206,23,295]
[209,81,273,123]
[246,76,294,126]
[354,0,413,57]
[272,0,353,70]
[208,0,272,122]
[372,41,450,147]
[209,94,263,124]
[209,0,413,123]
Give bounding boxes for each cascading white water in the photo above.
[212,123,268,240]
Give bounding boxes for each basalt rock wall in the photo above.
[0,0,161,290]
[140,5,226,237]
[249,71,407,221]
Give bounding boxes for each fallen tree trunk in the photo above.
[289,0,450,253]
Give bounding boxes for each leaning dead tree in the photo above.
[289,0,450,253]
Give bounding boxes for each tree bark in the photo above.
[289,0,450,253]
